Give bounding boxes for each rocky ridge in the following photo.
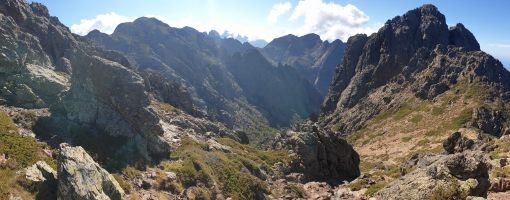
[320,4,510,135]
[318,4,510,199]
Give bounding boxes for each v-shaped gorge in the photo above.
[85,18,326,138]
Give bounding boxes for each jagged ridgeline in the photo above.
[318,4,510,198]
[321,5,510,135]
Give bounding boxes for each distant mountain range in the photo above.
[261,34,345,96]
[86,17,324,138]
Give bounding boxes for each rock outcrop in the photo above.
[60,53,169,160]
[158,108,249,144]
[470,107,510,137]
[443,131,475,154]
[489,178,510,192]
[273,122,360,183]
[376,132,491,199]
[320,4,510,133]
[57,143,125,200]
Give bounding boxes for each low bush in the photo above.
[365,182,386,196]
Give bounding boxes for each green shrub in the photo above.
[425,129,441,137]
[431,105,446,116]
[220,166,268,199]
[401,136,413,142]
[417,139,430,146]
[491,166,510,178]
[0,112,56,198]
[348,181,364,191]
[365,182,386,196]
[393,104,414,120]
[0,131,50,168]
[121,166,141,180]
[55,71,68,77]
[151,100,175,113]
[428,179,466,200]
[409,114,423,124]
[0,111,18,134]
[451,108,473,128]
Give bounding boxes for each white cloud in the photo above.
[288,0,375,41]
[70,12,133,35]
[69,0,379,44]
[267,2,292,25]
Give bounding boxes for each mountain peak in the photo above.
[321,4,500,133]
[417,4,440,15]
[384,4,449,49]
[449,23,480,51]
[132,17,168,27]
[301,33,321,41]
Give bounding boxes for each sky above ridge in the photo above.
[29,0,510,67]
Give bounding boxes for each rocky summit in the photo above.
[0,1,509,200]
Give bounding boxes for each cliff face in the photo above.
[320,4,510,134]
[0,0,71,108]
[0,0,170,161]
[261,34,346,96]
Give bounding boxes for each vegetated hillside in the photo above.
[319,4,510,198]
[261,33,345,96]
[85,18,322,141]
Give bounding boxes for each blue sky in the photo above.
[30,0,510,66]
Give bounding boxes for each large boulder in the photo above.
[24,161,58,199]
[57,143,125,200]
[273,122,360,183]
[443,131,475,154]
[60,53,170,161]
